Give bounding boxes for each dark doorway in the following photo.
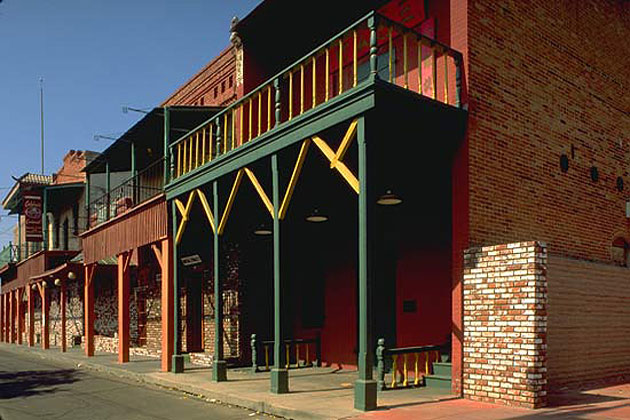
[186,274,203,353]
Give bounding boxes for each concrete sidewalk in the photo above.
[4,343,629,419]
[0,343,455,419]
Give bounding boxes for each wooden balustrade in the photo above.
[376,338,448,390]
[170,11,464,181]
[250,333,321,373]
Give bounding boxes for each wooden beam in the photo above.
[118,252,130,363]
[160,238,174,372]
[312,135,360,193]
[151,244,163,271]
[331,119,358,168]
[244,168,274,217]
[60,280,66,352]
[279,139,311,220]
[175,191,196,245]
[41,285,49,350]
[84,264,96,356]
[218,169,244,235]
[27,287,34,346]
[196,189,216,233]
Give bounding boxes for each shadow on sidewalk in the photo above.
[0,368,82,399]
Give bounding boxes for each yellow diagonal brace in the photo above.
[312,136,359,194]
[331,119,358,169]
[279,139,311,220]
[175,191,196,244]
[196,189,215,234]
[218,169,244,235]
[244,168,274,217]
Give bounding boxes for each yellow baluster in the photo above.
[432,46,438,100]
[296,344,300,368]
[418,38,423,94]
[248,99,252,141]
[425,352,429,376]
[338,38,343,94]
[177,143,181,177]
[388,26,393,83]
[209,124,213,161]
[312,56,316,108]
[353,29,357,87]
[188,137,192,172]
[403,353,408,386]
[300,64,304,114]
[201,127,206,164]
[325,48,330,101]
[195,132,199,168]
[258,91,261,137]
[306,343,310,366]
[267,86,271,131]
[414,353,420,386]
[223,113,228,152]
[391,354,398,388]
[231,108,235,148]
[265,344,270,371]
[239,104,244,145]
[285,344,290,369]
[183,140,188,173]
[444,52,449,104]
[289,71,293,120]
[403,32,408,89]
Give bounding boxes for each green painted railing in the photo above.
[250,333,321,373]
[169,10,464,181]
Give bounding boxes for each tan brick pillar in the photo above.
[462,241,547,408]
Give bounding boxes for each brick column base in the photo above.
[463,241,547,408]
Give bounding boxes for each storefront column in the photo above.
[84,264,96,357]
[213,180,227,382]
[60,279,66,352]
[10,290,15,343]
[354,116,377,410]
[0,293,4,342]
[40,283,49,349]
[171,200,184,373]
[16,288,22,345]
[153,237,173,372]
[27,286,34,346]
[117,250,132,363]
[270,154,288,394]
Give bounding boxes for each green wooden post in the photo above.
[270,153,288,393]
[274,78,281,128]
[368,16,379,81]
[354,115,377,410]
[17,215,21,261]
[212,180,227,381]
[42,187,48,251]
[164,106,171,185]
[171,200,184,373]
[130,141,137,204]
[454,53,462,108]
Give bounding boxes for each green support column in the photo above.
[17,215,21,261]
[130,141,137,203]
[164,106,171,185]
[354,115,377,411]
[42,187,48,251]
[171,200,184,373]
[212,180,227,381]
[270,153,288,394]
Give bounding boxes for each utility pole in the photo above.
[40,77,45,174]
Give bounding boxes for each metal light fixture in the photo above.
[253,223,272,236]
[41,281,47,288]
[67,271,76,280]
[54,278,61,287]
[31,284,37,291]
[305,208,328,223]
[376,190,403,206]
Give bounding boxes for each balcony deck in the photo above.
[166,11,466,199]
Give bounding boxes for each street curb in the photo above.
[0,343,338,420]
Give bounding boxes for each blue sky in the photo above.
[0,0,260,243]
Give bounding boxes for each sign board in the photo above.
[23,193,43,242]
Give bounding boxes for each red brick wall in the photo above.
[547,256,630,388]
[53,150,97,185]
[162,46,237,107]
[463,241,548,408]
[466,0,630,263]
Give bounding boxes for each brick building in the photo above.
[1,0,628,413]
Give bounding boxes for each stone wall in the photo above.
[49,281,84,348]
[463,241,548,408]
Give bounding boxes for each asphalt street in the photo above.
[0,348,269,420]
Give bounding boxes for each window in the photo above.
[214,87,218,98]
[228,75,233,88]
[221,81,226,93]
[200,97,205,106]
